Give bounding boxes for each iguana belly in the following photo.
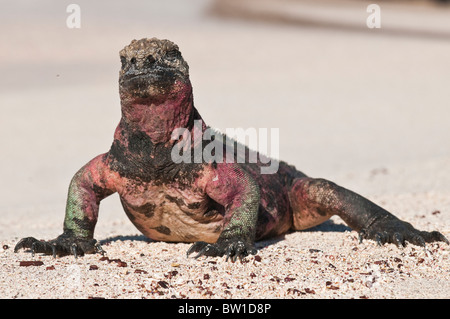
[117,182,224,243]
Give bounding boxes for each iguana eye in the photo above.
[166,49,180,61]
[120,56,126,68]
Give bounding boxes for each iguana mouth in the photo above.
[120,63,181,82]
[120,72,163,84]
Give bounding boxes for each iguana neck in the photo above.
[119,79,203,144]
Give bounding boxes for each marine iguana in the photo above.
[15,38,448,261]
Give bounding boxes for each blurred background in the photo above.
[1,0,450,238]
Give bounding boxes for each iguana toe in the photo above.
[14,234,104,258]
[187,239,256,262]
[358,216,448,248]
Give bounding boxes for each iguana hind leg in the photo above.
[288,177,448,247]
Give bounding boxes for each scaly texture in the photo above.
[15,38,448,260]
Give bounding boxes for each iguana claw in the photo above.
[14,234,104,258]
[187,239,256,262]
[357,215,449,248]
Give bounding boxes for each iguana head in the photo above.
[119,37,190,99]
[118,38,195,143]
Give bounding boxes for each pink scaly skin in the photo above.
[15,38,448,261]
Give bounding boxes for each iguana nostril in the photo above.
[144,55,156,67]
[130,57,136,64]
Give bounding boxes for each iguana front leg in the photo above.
[187,164,260,261]
[15,154,117,257]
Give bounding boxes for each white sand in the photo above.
[1,0,449,299]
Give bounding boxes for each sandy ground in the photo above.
[1,0,450,300]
